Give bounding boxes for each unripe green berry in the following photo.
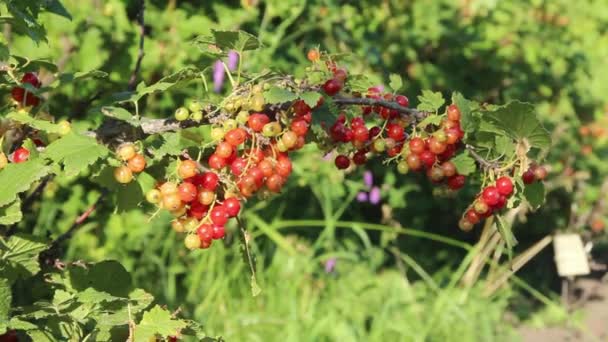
[175,107,189,121]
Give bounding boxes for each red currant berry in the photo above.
[534,166,547,181]
[334,155,350,169]
[387,123,405,141]
[212,224,226,239]
[352,150,367,165]
[223,197,241,217]
[196,223,213,243]
[201,172,220,191]
[178,160,199,179]
[188,201,208,220]
[447,175,466,190]
[409,137,426,155]
[395,95,409,107]
[495,176,514,196]
[11,87,24,102]
[21,72,41,88]
[13,147,30,163]
[428,137,447,155]
[440,161,457,178]
[224,128,247,146]
[266,174,285,193]
[522,169,536,184]
[291,119,309,136]
[419,150,436,169]
[293,100,311,116]
[369,126,382,139]
[178,182,198,203]
[210,206,229,226]
[208,153,227,170]
[406,154,422,171]
[275,156,292,177]
[466,210,480,225]
[482,186,500,206]
[323,79,342,96]
[248,113,270,132]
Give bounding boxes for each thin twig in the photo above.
[333,95,426,119]
[128,0,146,91]
[465,144,500,169]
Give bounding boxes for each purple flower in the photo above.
[227,51,239,71]
[324,258,337,273]
[369,186,381,205]
[357,170,382,205]
[213,60,225,93]
[363,170,373,188]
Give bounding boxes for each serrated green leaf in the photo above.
[0,200,22,225]
[68,261,132,297]
[389,74,403,92]
[480,101,550,149]
[43,133,109,175]
[263,86,298,104]
[53,70,107,87]
[101,106,140,126]
[299,91,322,108]
[150,132,199,160]
[416,90,444,112]
[0,159,49,207]
[211,30,260,52]
[450,152,477,175]
[495,215,517,257]
[134,306,188,342]
[524,181,545,209]
[136,172,156,194]
[41,0,72,20]
[417,114,442,128]
[6,111,63,134]
[0,234,48,282]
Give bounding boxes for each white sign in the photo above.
[553,234,590,277]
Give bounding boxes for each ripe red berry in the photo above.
[275,156,292,177]
[522,169,536,184]
[466,210,480,225]
[353,125,370,142]
[13,147,30,163]
[352,150,367,165]
[224,128,247,146]
[215,142,234,159]
[369,126,381,139]
[248,113,270,132]
[210,206,229,226]
[197,223,213,243]
[307,49,320,62]
[333,68,348,83]
[419,150,436,168]
[395,95,409,107]
[445,128,461,145]
[409,137,426,155]
[495,176,514,196]
[447,104,461,121]
[230,157,248,176]
[387,123,405,141]
[427,166,445,182]
[208,153,227,170]
[482,186,500,206]
[323,79,342,96]
[334,155,350,169]
[534,166,547,181]
[293,100,311,116]
[258,159,274,177]
[266,174,284,193]
[21,72,41,88]
[212,224,226,239]
[178,182,198,203]
[291,119,309,136]
[201,172,220,191]
[447,175,466,190]
[223,197,241,217]
[188,201,208,220]
[493,195,507,210]
[11,87,24,102]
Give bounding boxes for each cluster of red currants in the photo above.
[522,164,547,184]
[144,160,239,250]
[113,143,147,184]
[0,146,30,169]
[459,176,514,231]
[11,72,42,107]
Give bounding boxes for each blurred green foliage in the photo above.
[3,0,608,340]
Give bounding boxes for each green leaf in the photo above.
[150,132,199,160]
[299,91,322,108]
[480,101,550,149]
[43,133,109,176]
[211,30,260,52]
[0,159,49,207]
[388,74,403,92]
[0,278,11,324]
[495,215,517,257]
[41,0,72,20]
[450,152,477,175]
[452,92,477,133]
[0,234,48,282]
[68,261,132,297]
[0,200,22,225]
[0,43,9,61]
[6,111,64,134]
[100,107,140,126]
[494,135,515,158]
[524,181,545,209]
[416,114,442,129]
[416,90,444,112]
[263,86,298,104]
[92,166,142,212]
[53,70,108,87]
[134,306,188,342]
